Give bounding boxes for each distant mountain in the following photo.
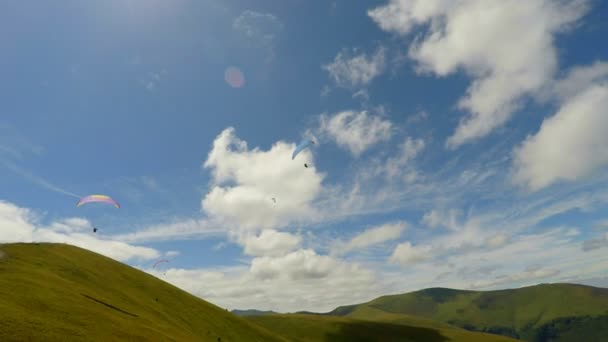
[232,309,278,317]
[327,284,608,341]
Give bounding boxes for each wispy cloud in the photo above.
[323,46,386,88]
[0,158,81,199]
[233,10,283,62]
[333,221,407,256]
[317,110,393,157]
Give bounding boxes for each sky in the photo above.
[1,0,608,313]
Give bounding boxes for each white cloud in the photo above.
[369,0,590,148]
[389,241,432,265]
[319,110,393,156]
[202,127,324,230]
[384,138,425,179]
[165,250,180,258]
[334,221,407,255]
[160,255,378,313]
[114,218,224,243]
[421,210,442,229]
[565,228,580,237]
[323,47,386,88]
[251,249,339,280]
[421,209,459,230]
[240,229,302,257]
[0,200,159,262]
[513,82,608,191]
[484,233,510,248]
[233,10,283,43]
[554,61,608,100]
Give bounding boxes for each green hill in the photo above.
[0,243,285,342]
[246,313,519,342]
[328,284,608,341]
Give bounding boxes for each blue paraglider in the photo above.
[292,139,315,160]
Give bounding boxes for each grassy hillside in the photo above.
[0,243,285,342]
[329,285,608,340]
[247,313,519,342]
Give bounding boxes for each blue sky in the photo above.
[1,0,608,312]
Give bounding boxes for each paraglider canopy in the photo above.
[153,259,169,268]
[292,139,314,160]
[77,195,120,208]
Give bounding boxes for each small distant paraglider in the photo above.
[77,195,120,208]
[93,227,98,233]
[271,197,277,208]
[153,259,169,268]
[292,139,315,160]
[153,259,169,276]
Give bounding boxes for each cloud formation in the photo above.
[513,62,608,191]
[319,110,393,156]
[203,127,324,230]
[323,47,386,88]
[240,229,302,257]
[334,221,407,255]
[369,0,590,148]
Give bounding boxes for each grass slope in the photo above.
[247,313,518,342]
[0,243,285,342]
[330,285,608,340]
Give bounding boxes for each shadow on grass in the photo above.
[81,294,138,317]
[324,320,449,342]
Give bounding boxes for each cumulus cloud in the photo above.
[319,110,393,156]
[334,221,407,255]
[202,127,324,230]
[513,83,608,191]
[369,0,590,148]
[161,255,377,313]
[0,200,159,262]
[323,47,386,88]
[240,229,302,257]
[389,241,432,265]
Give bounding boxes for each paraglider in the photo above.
[153,259,169,269]
[77,195,120,208]
[292,139,314,160]
[304,163,309,168]
[93,227,98,233]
